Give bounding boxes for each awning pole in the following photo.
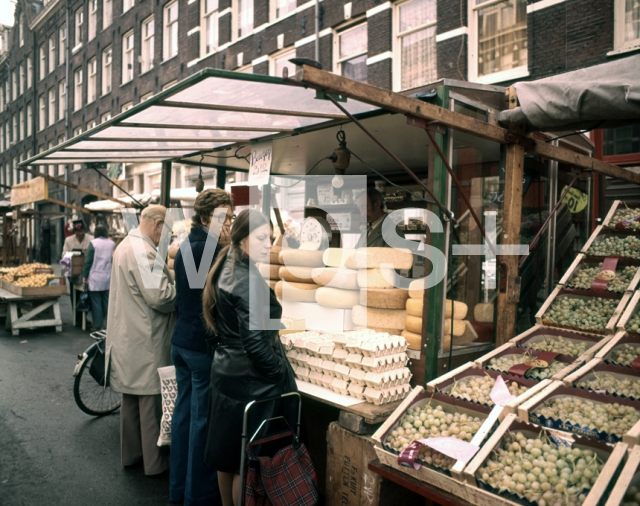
[216,168,227,190]
[161,161,172,208]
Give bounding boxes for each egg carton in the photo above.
[307,356,324,372]
[358,335,409,357]
[363,384,411,405]
[331,378,350,396]
[364,368,413,389]
[348,383,366,400]
[292,332,323,354]
[296,366,311,382]
[286,349,298,366]
[320,373,334,389]
[305,334,338,357]
[346,353,365,369]
[360,353,409,373]
[333,364,351,381]
[320,359,337,377]
[295,351,310,366]
[309,370,323,386]
[332,348,348,364]
[333,329,376,349]
[348,368,367,386]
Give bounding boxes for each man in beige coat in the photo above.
[106,205,177,476]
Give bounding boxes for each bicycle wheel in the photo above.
[73,351,122,416]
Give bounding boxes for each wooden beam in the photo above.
[18,167,134,207]
[292,65,640,185]
[157,100,346,119]
[117,122,294,133]
[46,197,94,214]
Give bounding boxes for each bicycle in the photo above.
[73,329,122,416]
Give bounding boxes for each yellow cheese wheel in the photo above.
[168,243,180,259]
[315,287,360,309]
[454,321,478,344]
[322,248,356,269]
[278,248,325,267]
[401,330,422,350]
[352,304,407,329]
[311,267,359,290]
[279,265,314,283]
[408,279,425,299]
[442,333,452,351]
[359,288,408,309]
[406,299,468,319]
[443,318,465,337]
[275,280,318,302]
[405,314,423,334]
[270,246,282,265]
[257,263,280,279]
[354,325,403,336]
[474,302,494,323]
[353,247,414,269]
[357,268,395,289]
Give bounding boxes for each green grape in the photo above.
[579,372,640,400]
[448,374,528,406]
[626,312,640,333]
[524,336,591,357]
[609,207,640,230]
[622,484,640,506]
[543,297,618,332]
[607,343,640,366]
[587,235,640,259]
[487,354,566,380]
[566,263,638,293]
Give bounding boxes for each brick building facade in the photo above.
[0,0,638,260]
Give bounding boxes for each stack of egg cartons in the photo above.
[352,247,413,335]
[275,249,324,302]
[311,248,361,309]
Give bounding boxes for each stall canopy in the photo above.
[498,54,640,132]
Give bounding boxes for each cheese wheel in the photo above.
[167,258,175,270]
[270,246,282,265]
[268,280,278,291]
[257,263,280,279]
[405,315,423,334]
[474,302,494,323]
[278,248,325,267]
[279,266,314,283]
[408,279,425,299]
[168,243,180,259]
[401,330,422,350]
[315,287,360,309]
[406,299,468,319]
[359,288,408,309]
[354,325,403,336]
[322,248,356,269]
[442,334,452,351]
[357,268,395,289]
[454,321,478,344]
[443,318,465,337]
[311,267,359,290]
[275,280,318,302]
[353,247,414,269]
[352,304,407,329]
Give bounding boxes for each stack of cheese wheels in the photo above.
[403,279,470,351]
[311,248,360,309]
[167,242,179,281]
[274,247,324,303]
[257,242,284,291]
[352,247,413,336]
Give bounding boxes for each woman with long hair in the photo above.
[82,224,115,331]
[202,209,297,506]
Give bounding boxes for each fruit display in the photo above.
[566,263,639,293]
[522,336,591,357]
[476,430,605,506]
[447,374,529,406]
[533,396,640,437]
[606,343,640,367]
[578,372,640,399]
[586,235,640,259]
[542,296,619,332]
[13,274,59,288]
[487,353,567,380]
[627,312,640,333]
[623,484,640,505]
[609,207,640,230]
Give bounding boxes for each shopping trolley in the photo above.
[238,391,318,506]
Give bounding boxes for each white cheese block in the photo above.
[311,267,359,290]
[359,288,408,309]
[278,248,325,267]
[474,302,494,323]
[257,263,280,279]
[404,314,422,334]
[322,248,357,269]
[279,265,315,283]
[352,304,407,330]
[401,330,422,350]
[315,286,360,309]
[275,280,318,302]
[353,247,414,269]
[357,268,395,289]
[408,278,425,299]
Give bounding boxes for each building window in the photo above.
[12,113,18,143]
[141,16,154,73]
[270,49,295,77]
[615,0,640,50]
[141,91,153,101]
[19,64,25,95]
[604,126,640,156]
[47,141,56,176]
[19,109,24,141]
[57,136,66,175]
[74,68,83,111]
[102,46,112,95]
[121,101,133,112]
[89,0,97,40]
[396,0,437,91]
[101,112,111,122]
[27,56,32,88]
[471,0,527,80]
[122,30,134,84]
[336,23,367,82]
[47,36,55,75]
[60,25,67,65]
[87,119,97,130]
[88,57,97,102]
[19,13,24,47]
[39,44,46,80]
[236,0,253,38]
[59,79,66,121]
[49,87,56,125]
[104,0,112,28]
[123,0,134,14]
[202,0,218,55]
[39,95,45,131]
[271,0,296,21]
[164,1,178,60]
[162,79,177,90]
[12,70,17,100]
[75,7,84,47]
[27,103,33,136]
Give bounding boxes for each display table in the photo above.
[0,287,62,336]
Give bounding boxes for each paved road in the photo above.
[0,296,171,506]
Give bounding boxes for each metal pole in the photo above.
[216,167,226,189]
[161,161,172,208]
[314,0,320,63]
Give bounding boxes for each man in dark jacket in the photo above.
[169,189,233,506]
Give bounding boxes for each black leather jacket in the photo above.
[210,246,295,402]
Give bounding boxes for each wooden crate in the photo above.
[3,279,67,297]
[463,413,629,506]
[605,444,640,506]
[562,357,640,400]
[558,253,640,294]
[581,228,640,265]
[517,380,640,445]
[535,286,631,335]
[618,290,640,332]
[596,330,640,367]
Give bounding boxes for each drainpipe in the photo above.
[64,0,70,210]
[314,0,319,63]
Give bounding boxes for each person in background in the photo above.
[202,209,297,506]
[355,187,405,248]
[169,189,234,506]
[82,225,116,331]
[62,220,94,325]
[106,205,176,476]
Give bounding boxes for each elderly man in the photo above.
[355,187,405,248]
[62,220,94,326]
[106,205,177,476]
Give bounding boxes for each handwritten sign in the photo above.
[248,141,272,186]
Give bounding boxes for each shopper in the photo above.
[62,220,94,325]
[169,189,233,506]
[82,225,116,331]
[106,205,176,476]
[202,209,297,506]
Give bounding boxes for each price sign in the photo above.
[248,141,272,186]
[561,186,588,214]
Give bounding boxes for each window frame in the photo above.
[12,70,17,101]
[122,30,135,84]
[614,0,640,51]
[75,7,84,48]
[333,20,368,82]
[49,35,56,74]
[59,79,66,122]
[27,56,33,88]
[19,108,24,141]
[27,103,33,136]
[141,16,155,74]
[123,0,134,14]
[89,0,98,40]
[163,1,179,61]
[103,0,112,28]
[233,0,253,40]
[19,64,25,95]
[38,94,46,132]
[88,57,97,103]
[74,67,83,112]
[48,87,56,125]
[60,25,67,66]
[201,0,218,57]
[102,46,113,95]
[269,47,296,77]
[270,0,297,22]
[39,45,46,81]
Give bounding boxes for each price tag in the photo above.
[397,437,479,470]
[248,141,272,186]
[561,186,588,214]
[590,257,618,291]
